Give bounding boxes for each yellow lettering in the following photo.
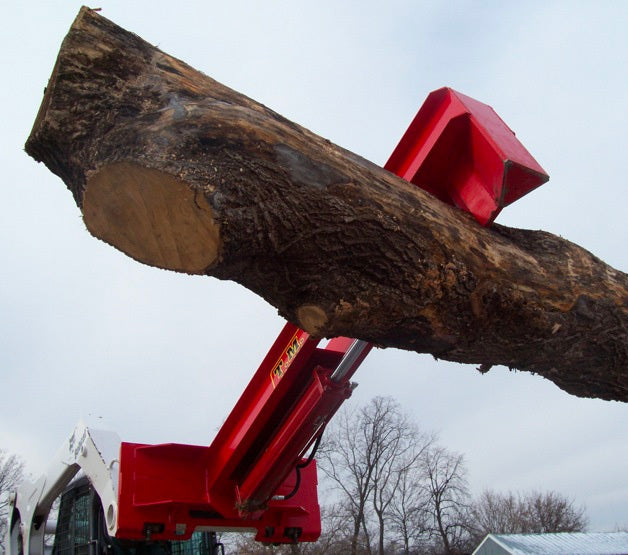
[273,360,284,379]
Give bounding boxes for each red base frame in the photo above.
[118,443,321,543]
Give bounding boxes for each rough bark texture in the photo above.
[26,8,628,401]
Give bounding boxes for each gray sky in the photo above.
[1,0,627,531]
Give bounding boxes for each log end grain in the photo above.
[83,162,220,273]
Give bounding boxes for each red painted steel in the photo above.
[386,87,549,225]
[117,442,321,543]
[117,325,359,543]
[114,87,548,545]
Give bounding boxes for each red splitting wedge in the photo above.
[386,87,549,226]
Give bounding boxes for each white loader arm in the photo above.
[5,422,121,555]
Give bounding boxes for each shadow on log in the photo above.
[26,8,628,401]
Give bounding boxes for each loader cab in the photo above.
[51,478,222,554]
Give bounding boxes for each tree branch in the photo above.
[26,8,628,400]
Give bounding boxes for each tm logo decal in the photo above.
[270,332,306,387]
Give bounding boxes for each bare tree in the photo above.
[469,489,588,546]
[369,399,433,555]
[318,397,431,555]
[386,459,432,554]
[318,402,377,554]
[524,490,588,533]
[420,446,472,554]
[317,411,360,553]
[303,502,354,555]
[0,449,25,555]
[469,490,523,539]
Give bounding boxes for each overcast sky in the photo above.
[1,0,627,532]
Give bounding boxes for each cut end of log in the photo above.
[297,305,328,337]
[83,162,220,274]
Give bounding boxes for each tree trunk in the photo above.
[351,521,360,555]
[376,507,385,555]
[26,8,628,401]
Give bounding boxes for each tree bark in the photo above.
[26,8,628,401]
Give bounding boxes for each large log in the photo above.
[27,8,628,401]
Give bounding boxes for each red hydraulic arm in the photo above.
[115,87,548,545]
[117,327,370,543]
